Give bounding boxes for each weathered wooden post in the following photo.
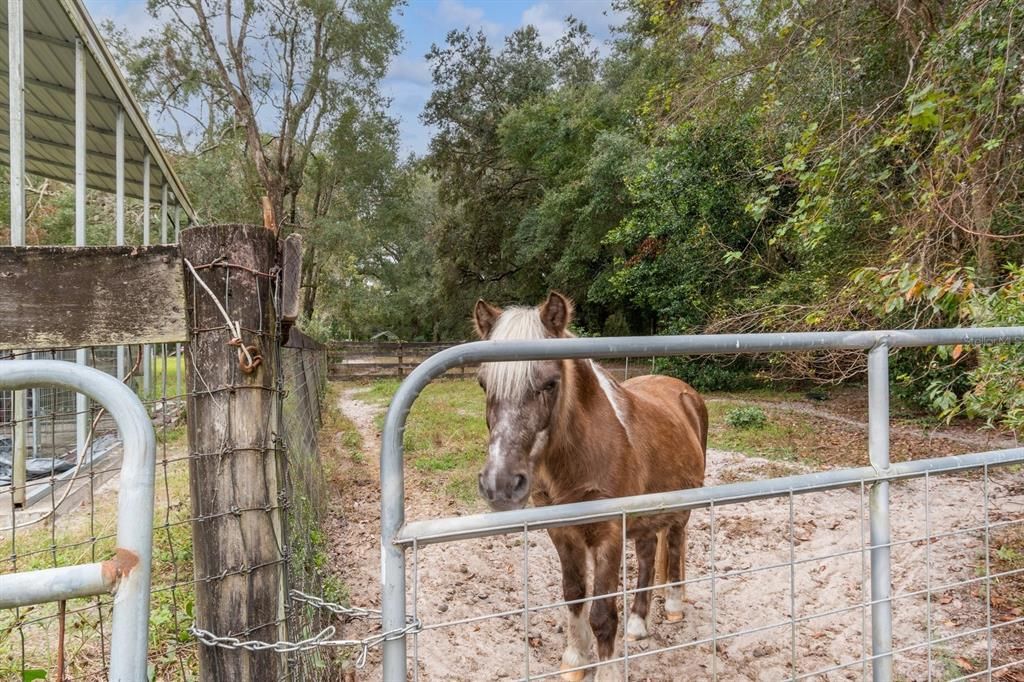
[181,224,287,681]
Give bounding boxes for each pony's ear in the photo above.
[539,291,573,336]
[474,299,503,339]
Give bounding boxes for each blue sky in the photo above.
[85,0,622,157]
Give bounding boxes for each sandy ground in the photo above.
[327,388,1024,681]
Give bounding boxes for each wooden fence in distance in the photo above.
[328,341,657,382]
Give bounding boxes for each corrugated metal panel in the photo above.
[1,0,194,218]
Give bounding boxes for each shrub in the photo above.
[658,356,761,392]
[725,406,768,429]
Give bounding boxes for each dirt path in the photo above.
[327,389,1024,681]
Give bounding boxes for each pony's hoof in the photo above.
[625,613,648,641]
[664,610,684,623]
[559,664,587,682]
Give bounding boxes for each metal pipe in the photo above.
[116,107,125,382]
[381,391,408,680]
[75,38,87,247]
[160,183,168,244]
[397,329,1024,373]
[0,360,155,681]
[0,561,114,608]
[9,0,26,506]
[75,37,89,460]
[142,154,150,246]
[142,155,151,396]
[397,447,1023,546]
[8,0,24,247]
[868,342,892,681]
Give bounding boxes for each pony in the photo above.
[473,292,708,681]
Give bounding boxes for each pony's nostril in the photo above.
[511,474,528,496]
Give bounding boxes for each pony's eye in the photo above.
[541,379,559,393]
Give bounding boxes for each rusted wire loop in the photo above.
[191,256,279,279]
[227,337,262,374]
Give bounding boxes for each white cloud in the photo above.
[386,56,433,86]
[438,0,503,38]
[85,0,162,38]
[519,1,627,50]
[521,3,566,46]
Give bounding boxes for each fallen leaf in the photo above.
[954,657,975,672]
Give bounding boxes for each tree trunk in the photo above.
[970,162,997,287]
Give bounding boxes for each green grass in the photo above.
[707,399,819,464]
[355,379,836,507]
[358,379,489,506]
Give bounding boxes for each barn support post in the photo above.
[115,107,126,381]
[8,0,28,505]
[160,184,168,244]
[160,185,168,398]
[868,341,893,681]
[174,204,183,401]
[74,36,89,461]
[142,155,152,397]
[182,225,287,681]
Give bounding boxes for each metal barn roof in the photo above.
[0,0,194,217]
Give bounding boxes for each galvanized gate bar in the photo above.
[0,360,156,682]
[395,447,1024,546]
[868,342,893,680]
[379,326,1024,681]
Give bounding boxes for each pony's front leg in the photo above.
[665,514,692,623]
[550,528,593,682]
[590,529,623,682]
[625,532,657,642]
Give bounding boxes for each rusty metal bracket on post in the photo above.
[0,360,156,682]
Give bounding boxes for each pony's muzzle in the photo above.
[478,469,530,510]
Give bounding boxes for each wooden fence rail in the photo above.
[327,341,656,382]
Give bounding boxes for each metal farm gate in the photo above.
[379,327,1024,681]
[0,360,156,681]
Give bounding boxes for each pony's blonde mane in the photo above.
[480,306,548,401]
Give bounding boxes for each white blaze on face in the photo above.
[486,435,505,490]
[591,361,630,441]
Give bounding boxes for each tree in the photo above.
[129,0,401,228]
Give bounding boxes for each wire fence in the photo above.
[1,329,331,679]
[377,329,1024,681]
[395,458,1024,681]
[1,343,188,680]
[280,336,335,680]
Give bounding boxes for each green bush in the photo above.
[658,356,761,392]
[725,406,768,429]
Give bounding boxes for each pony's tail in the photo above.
[654,527,669,596]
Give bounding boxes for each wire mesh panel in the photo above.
[1,334,333,680]
[395,458,1024,681]
[0,344,188,680]
[280,340,336,680]
[379,328,1024,681]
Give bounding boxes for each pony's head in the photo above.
[473,291,573,511]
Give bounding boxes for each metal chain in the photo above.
[189,590,420,669]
